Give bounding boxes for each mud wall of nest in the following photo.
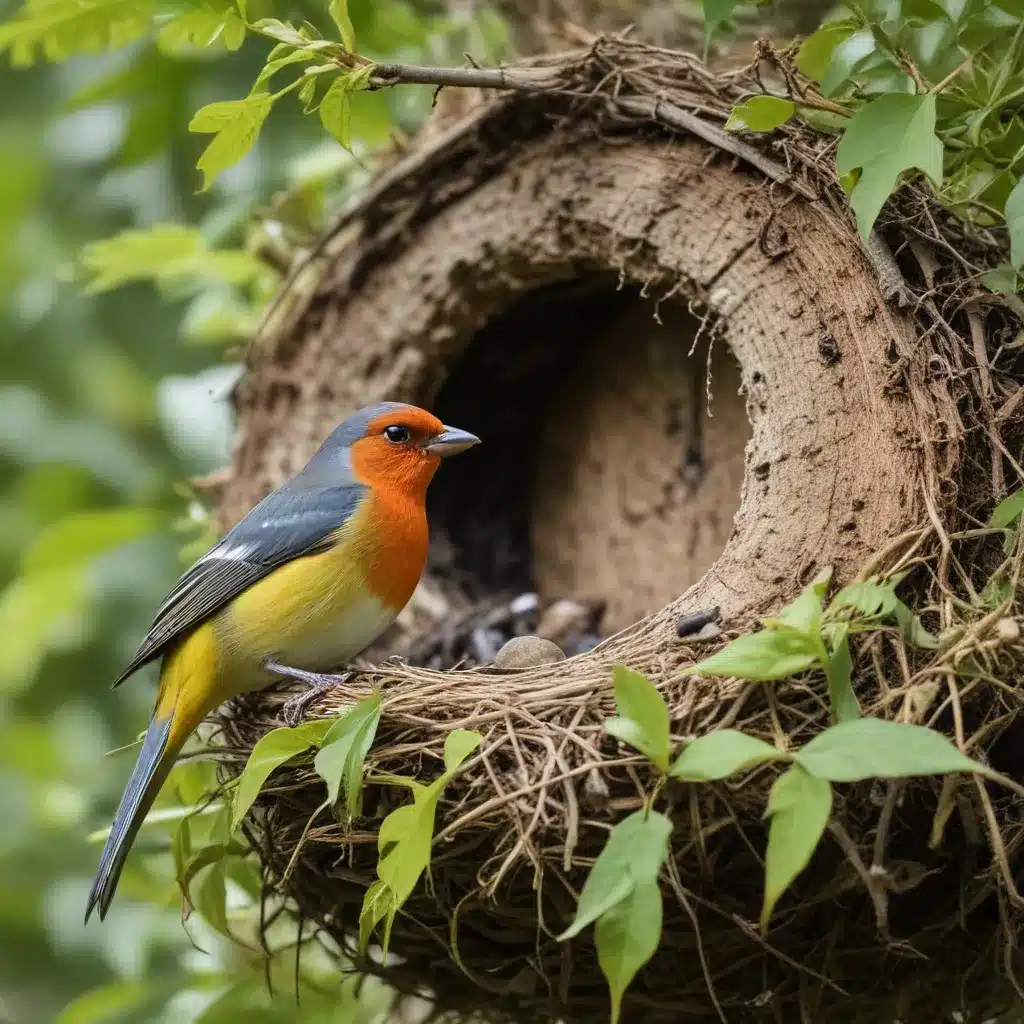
[207,38,1024,1024]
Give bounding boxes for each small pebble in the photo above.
[493,635,566,669]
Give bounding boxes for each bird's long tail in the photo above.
[86,623,218,922]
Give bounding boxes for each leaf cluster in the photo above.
[560,566,1006,1022]
[711,0,1024,292]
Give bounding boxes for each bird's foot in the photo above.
[265,660,353,726]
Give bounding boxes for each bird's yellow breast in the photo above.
[213,500,409,685]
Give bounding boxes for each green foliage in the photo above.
[559,810,672,1024]
[701,0,749,40]
[0,0,154,65]
[687,629,821,680]
[231,719,333,829]
[78,224,264,294]
[693,568,934,721]
[760,765,831,928]
[836,93,943,238]
[718,0,1024,266]
[361,728,482,955]
[594,880,663,1024]
[313,690,382,816]
[671,729,789,780]
[795,717,982,780]
[990,485,1024,551]
[724,94,795,131]
[157,3,246,54]
[578,598,998,973]
[190,95,275,192]
[604,665,672,772]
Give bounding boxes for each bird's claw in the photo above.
[264,660,352,726]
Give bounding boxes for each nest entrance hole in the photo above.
[424,275,752,640]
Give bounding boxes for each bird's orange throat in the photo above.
[359,487,430,610]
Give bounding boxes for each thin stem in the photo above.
[929,55,972,96]
[794,93,854,118]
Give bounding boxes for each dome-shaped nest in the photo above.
[208,38,1024,1024]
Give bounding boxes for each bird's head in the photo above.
[312,402,479,499]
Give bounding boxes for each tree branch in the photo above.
[363,59,819,203]
[368,63,562,92]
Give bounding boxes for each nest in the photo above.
[209,37,1024,1023]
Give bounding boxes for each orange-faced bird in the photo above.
[86,402,479,922]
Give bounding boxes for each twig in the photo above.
[616,95,818,201]
[361,56,820,203]
[369,63,562,92]
[929,56,971,95]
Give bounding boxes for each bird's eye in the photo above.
[384,425,411,444]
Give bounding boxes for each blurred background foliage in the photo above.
[0,2,510,1021]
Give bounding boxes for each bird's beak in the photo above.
[422,426,480,456]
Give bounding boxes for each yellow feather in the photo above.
[219,502,397,676]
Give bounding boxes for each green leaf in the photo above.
[358,879,394,954]
[22,507,156,574]
[824,623,860,724]
[255,47,317,87]
[724,96,795,132]
[829,576,936,649]
[442,728,482,773]
[320,76,353,150]
[761,766,831,929]
[701,0,744,40]
[329,0,356,51]
[0,0,154,66]
[691,630,820,680]
[313,691,382,817]
[990,487,1024,530]
[79,223,261,293]
[0,568,85,693]
[797,21,856,82]
[194,857,230,936]
[836,93,943,239]
[232,720,333,828]
[189,94,274,192]
[157,5,246,54]
[820,28,877,96]
[671,729,788,780]
[982,263,1022,294]
[829,577,902,620]
[771,567,832,635]
[796,719,982,781]
[595,879,663,1024]
[56,981,151,1024]
[559,810,672,939]
[365,730,482,952]
[604,666,671,772]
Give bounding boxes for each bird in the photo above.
[86,402,480,923]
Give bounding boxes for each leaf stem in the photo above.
[794,93,854,119]
[928,56,971,96]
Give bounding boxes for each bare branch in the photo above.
[369,63,562,92]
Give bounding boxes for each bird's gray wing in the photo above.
[113,481,366,686]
